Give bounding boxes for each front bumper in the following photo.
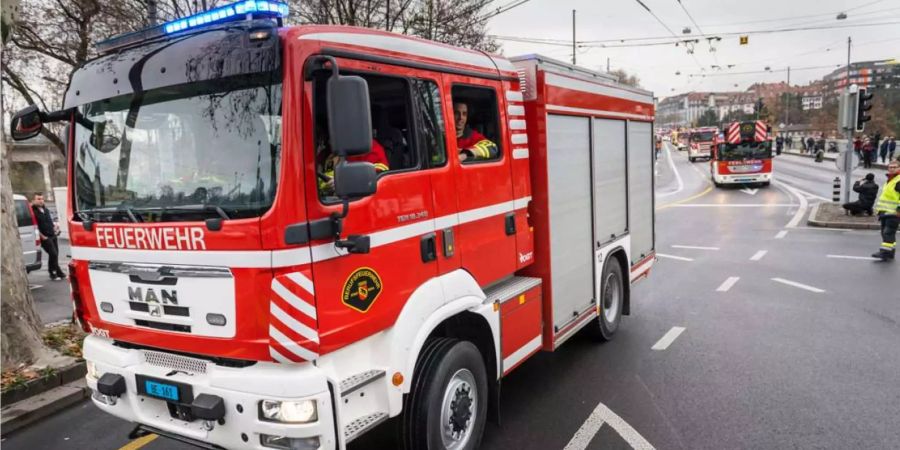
[713,172,772,184]
[84,336,337,450]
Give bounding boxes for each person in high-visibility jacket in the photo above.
[454,102,498,162]
[873,159,900,261]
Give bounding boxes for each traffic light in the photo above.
[855,88,874,132]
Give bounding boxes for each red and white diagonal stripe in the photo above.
[754,121,767,142]
[727,123,740,144]
[269,271,319,363]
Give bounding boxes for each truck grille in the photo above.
[142,349,208,374]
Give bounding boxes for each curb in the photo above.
[1,361,86,405]
[807,202,881,230]
[0,379,90,436]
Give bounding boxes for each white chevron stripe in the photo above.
[285,272,315,295]
[511,133,528,145]
[270,303,319,344]
[272,279,317,320]
[508,105,525,116]
[269,346,294,363]
[269,326,319,361]
[506,90,524,102]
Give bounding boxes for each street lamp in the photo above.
[836,12,847,20]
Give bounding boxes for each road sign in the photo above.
[835,149,859,172]
[740,36,748,45]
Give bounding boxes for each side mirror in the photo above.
[10,105,43,141]
[334,161,377,199]
[327,75,372,157]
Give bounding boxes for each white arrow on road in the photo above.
[740,187,758,195]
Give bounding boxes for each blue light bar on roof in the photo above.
[163,0,289,34]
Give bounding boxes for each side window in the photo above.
[451,85,502,164]
[314,71,415,201]
[412,79,447,167]
[15,200,32,227]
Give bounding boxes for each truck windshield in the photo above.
[691,132,714,142]
[717,142,771,161]
[73,76,282,222]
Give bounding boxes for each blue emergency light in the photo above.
[96,0,288,53]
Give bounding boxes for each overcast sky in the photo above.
[487,0,900,99]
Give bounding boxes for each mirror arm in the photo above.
[41,108,72,123]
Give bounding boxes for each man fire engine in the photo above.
[9,2,655,449]
[711,120,774,187]
[688,126,718,162]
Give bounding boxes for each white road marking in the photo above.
[656,253,694,261]
[651,326,686,351]
[564,402,656,450]
[669,203,795,208]
[740,187,759,195]
[29,284,43,290]
[657,144,685,198]
[671,245,720,251]
[775,230,788,239]
[716,276,740,292]
[771,277,826,293]
[750,250,768,261]
[775,181,808,228]
[827,254,881,261]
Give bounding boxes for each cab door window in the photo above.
[313,71,416,201]
[451,85,502,163]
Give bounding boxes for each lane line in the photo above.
[671,245,719,251]
[564,402,656,450]
[827,254,880,261]
[771,277,826,293]
[651,326,686,351]
[750,250,768,261]
[657,144,685,198]
[774,177,832,202]
[775,181,809,228]
[118,434,157,450]
[775,230,788,239]
[716,276,740,292]
[657,185,714,210]
[656,253,694,261]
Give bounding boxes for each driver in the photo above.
[317,130,389,195]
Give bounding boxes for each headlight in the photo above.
[86,361,99,380]
[259,399,318,423]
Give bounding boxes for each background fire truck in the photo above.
[710,120,774,187]
[9,2,655,449]
[688,126,718,162]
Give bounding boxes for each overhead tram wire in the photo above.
[477,0,533,22]
[674,0,720,67]
[684,63,843,78]
[633,0,706,70]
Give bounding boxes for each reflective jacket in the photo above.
[458,128,498,160]
[876,174,900,214]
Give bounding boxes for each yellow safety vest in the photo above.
[876,175,900,214]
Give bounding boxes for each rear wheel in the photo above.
[593,259,624,341]
[402,338,488,450]
[689,157,695,163]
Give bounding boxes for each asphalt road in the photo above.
[28,238,75,325]
[4,143,899,450]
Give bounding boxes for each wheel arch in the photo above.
[605,246,631,316]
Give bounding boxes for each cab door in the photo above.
[442,74,517,287]
[303,58,440,355]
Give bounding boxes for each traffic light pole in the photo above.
[842,37,853,204]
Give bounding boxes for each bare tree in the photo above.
[608,68,641,88]
[291,0,498,51]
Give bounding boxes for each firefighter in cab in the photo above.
[317,127,390,195]
[454,101,498,161]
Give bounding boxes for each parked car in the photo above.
[14,194,42,273]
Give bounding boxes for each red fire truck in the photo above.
[10,2,656,448]
[687,126,718,162]
[711,120,774,187]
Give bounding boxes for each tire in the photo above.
[760,181,770,187]
[593,259,625,341]
[402,338,488,450]
[689,157,695,163]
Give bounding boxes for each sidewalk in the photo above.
[781,148,889,170]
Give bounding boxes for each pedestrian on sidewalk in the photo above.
[872,160,900,261]
[806,136,815,154]
[775,135,784,155]
[842,173,878,216]
[889,137,896,162]
[862,139,876,168]
[854,136,862,159]
[31,193,66,280]
[880,138,890,163]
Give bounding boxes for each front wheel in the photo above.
[402,339,488,450]
[689,157,695,163]
[593,260,624,341]
[760,181,770,187]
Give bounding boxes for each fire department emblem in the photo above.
[342,268,383,313]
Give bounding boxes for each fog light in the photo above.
[206,313,227,326]
[100,302,114,313]
[260,434,320,450]
[259,399,317,423]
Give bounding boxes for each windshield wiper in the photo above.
[75,205,140,223]
[159,204,231,220]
